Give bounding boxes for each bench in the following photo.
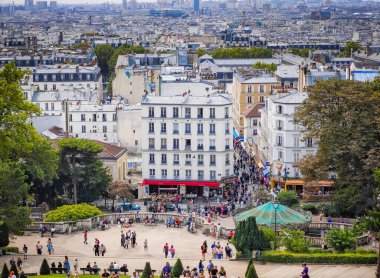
[144,220,158,226]
[24,273,38,276]
[108,268,128,274]
[50,267,68,274]
[135,269,156,275]
[79,268,100,275]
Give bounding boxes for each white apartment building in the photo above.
[141,94,233,197]
[63,102,122,143]
[257,92,317,179]
[117,104,142,152]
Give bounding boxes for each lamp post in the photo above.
[272,200,279,249]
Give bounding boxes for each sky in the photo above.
[0,0,141,5]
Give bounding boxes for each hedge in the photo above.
[0,247,19,255]
[44,204,102,222]
[261,251,377,264]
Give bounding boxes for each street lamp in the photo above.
[272,200,280,249]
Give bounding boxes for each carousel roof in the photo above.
[234,201,310,226]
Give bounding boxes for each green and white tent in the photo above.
[234,201,311,227]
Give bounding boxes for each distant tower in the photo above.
[25,0,33,11]
[123,0,128,9]
[194,0,200,14]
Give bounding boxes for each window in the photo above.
[173,107,179,118]
[277,120,283,130]
[69,126,73,133]
[161,154,167,164]
[81,125,86,133]
[210,139,216,150]
[209,108,215,118]
[174,170,180,179]
[92,114,97,122]
[278,151,283,161]
[197,139,203,150]
[225,153,230,165]
[69,114,73,121]
[135,140,138,146]
[198,170,204,180]
[161,107,166,118]
[149,122,154,133]
[102,114,107,122]
[253,129,257,135]
[43,74,48,81]
[197,123,203,134]
[161,123,167,133]
[185,169,191,180]
[103,126,107,133]
[198,154,204,165]
[225,123,230,134]
[185,123,191,134]
[294,152,300,162]
[276,105,283,114]
[225,169,230,177]
[45,103,49,110]
[24,91,28,99]
[225,138,230,149]
[247,85,252,93]
[112,114,117,121]
[52,75,56,81]
[161,138,167,150]
[185,139,191,150]
[210,155,216,165]
[277,135,283,146]
[173,154,179,165]
[224,107,229,118]
[149,154,155,164]
[259,96,265,102]
[247,96,252,104]
[173,123,179,134]
[185,107,191,118]
[53,84,56,90]
[149,107,154,117]
[197,108,203,118]
[259,85,265,93]
[307,138,313,147]
[253,119,258,126]
[149,169,155,178]
[113,125,117,132]
[148,138,155,149]
[185,154,191,165]
[294,136,300,147]
[209,124,215,134]
[172,138,179,150]
[210,171,216,180]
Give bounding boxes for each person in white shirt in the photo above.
[131,271,139,278]
[113,262,119,269]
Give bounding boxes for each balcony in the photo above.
[149,160,155,164]
[210,161,216,166]
[174,175,180,180]
[198,161,204,166]
[185,145,191,150]
[148,145,155,150]
[307,144,313,148]
[225,145,230,150]
[210,131,216,135]
[149,113,154,118]
[160,130,167,134]
[197,115,203,119]
[277,142,282,147]
[185,175,192,180]
[173,130,179,134]
[197,145,204,150]
[210,146,216,150]
[173,161,180,165]
[161,161,167,165]
[173,145,179,150]
[162,175,167,179]
[277,126,283,130]
[210,115,215,119]
[225,114,229,118]
[185,130,191,135]
[185,161,191,166]
[173,114,179,118]
[226,160,230,165]
[185,114,191,118]
[225,130,230,134]
[149,175,155,179]
[161,145,167,150]
[160,114,166,118]
[148,130,154,134]
[198,176,204,181]
[197,131,204,135]
[210,176,216,181]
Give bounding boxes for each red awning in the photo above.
[142,180,220,187]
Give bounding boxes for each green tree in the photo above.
[108,45,148,72]
[233,217,270,254]
[40,258,50,275]
[107,73,115,96]
[277,191,299,207]
[211,47,272,59]
[197,48,207,57]
[106,180,134,207]
[252,62,277,73]
[281,229,311,253]
[288,48,311,57]
[245,263,258,278]
[1,263,9,278]
[94,44,115,78]
[0,221,9,247]
[9,262,18,277]
[141,262,152,278]
[326,229,356,253]
[56,138,112,204]
[171,258,184,278]
[339,41,361,57]
[294,79,380,217]
[245,258,253,277]
[261,226,278,250]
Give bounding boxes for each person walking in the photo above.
[93,242,100,256]
[169,245,175,258]
[84,230,88,244]
[163,243,169,258]
[301,263,309,278]
[100,244,106,256]
[144,239,148,252]
[36,241,43,255]
[22,244,28,260]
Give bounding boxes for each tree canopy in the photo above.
[94,44,115,78]
[294,79,380,216]
[211,47,272,59]
[252,62,277,73]
[339,41,361,57]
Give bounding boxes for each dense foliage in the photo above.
[141,262,152,278]
[326,229,356,253]
[294,79,380,217]
[339,41,361,57]
[1,263,9,278]
[94,44,115,78]
[55,138,112,203]
[233,217,270,254]
[301,204,318,214]
[288,48,311,57]
[0,221,9,247]
[252,62,277,73]
[108,45,148,72]
[172,258,184,278]
[9,262,18,277]
[245,263,258,278]
[277,191,299,207]
[260,226,278,250]
[261,251,377,264]
[44,204,102,222]
[211,47,272,59]
[281,229,311,253]
[40,259,51,275]
[245,258,253,277]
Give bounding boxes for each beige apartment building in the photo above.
[232,72,280,136]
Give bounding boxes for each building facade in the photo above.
[141,94,233,197]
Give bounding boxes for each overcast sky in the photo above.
[0,0,137,5]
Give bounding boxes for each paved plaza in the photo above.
[1,223,376,278]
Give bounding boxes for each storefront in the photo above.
[220,176,238,197]
[284,179,304,194]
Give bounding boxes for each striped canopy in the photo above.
[234,201,310,226]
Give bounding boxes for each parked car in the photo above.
[114,202,141,211]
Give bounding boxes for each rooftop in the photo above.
[141,93,232,106]
[95,140,127,159]
[243,103,265,118]
[271,91,308,104]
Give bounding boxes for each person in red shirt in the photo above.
[228,231,234,240]
[84,230,88,244]
[163,243,169,258]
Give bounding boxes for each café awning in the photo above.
[142,180,220,187]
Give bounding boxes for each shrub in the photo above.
[1,263,9,278]
[0,221,9,247]
[261,251,377,264]
[141,262,152,278]
[245,263,258,278]
[302,204,318,214]
[277,191,299,207]
[245,258,253,277]
[261,226,279,250]
[44,203,102,222]
[233,217,270,255]
[172,259,184,278]
[326,229,356,253]
[281,229,312,253]
[0,247,19,254]
[40,258,51,275]
[9,263,18,277]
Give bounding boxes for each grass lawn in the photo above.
[37,275,160,278]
